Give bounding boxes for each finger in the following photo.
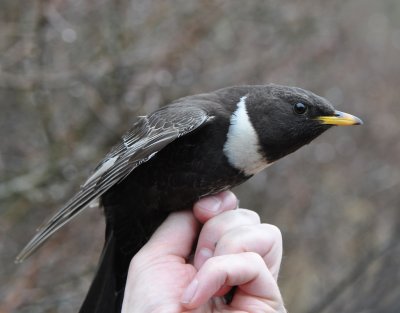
[139,210,200,259]
[194,209,260,269]
[214,224,283,280]
[181,252,282,310]
[193,190,238,224]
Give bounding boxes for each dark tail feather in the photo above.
[79,212,169,313]
[79,231,119,313]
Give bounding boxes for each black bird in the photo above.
[16,84,362,312]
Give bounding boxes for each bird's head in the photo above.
[244,84,362,162]
[221,84,362,175]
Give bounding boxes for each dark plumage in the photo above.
[16,84,362,312]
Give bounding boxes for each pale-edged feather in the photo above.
[16,106,212,262]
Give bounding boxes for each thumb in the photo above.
[141,210,200,258]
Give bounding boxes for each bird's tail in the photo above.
[15,184,105,263]
[79,208,170,312]
[79,229,120,313]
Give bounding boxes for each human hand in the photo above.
[121,191,286,313]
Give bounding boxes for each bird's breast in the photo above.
[103,121,248,216]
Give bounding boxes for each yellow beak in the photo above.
[316,110,363,126]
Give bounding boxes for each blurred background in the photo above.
[0,0,399,312]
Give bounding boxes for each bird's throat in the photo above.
[223,95,270,175]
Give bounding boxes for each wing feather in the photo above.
[16,106,212,262]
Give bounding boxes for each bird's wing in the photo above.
[16,105,213,262]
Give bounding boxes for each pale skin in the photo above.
[122,191,286,313]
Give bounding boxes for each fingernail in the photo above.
[181,279,199,304]
[197,196,221,212]
[221,191,238,209]
[197,247,213,268]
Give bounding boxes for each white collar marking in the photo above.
[223,96,269,176]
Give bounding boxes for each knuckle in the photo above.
[236,208,261,223]
[244,251,265,265]
[203,254,229,273]
[262,224,282,241]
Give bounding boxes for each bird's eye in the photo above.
[293,103,308,115]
